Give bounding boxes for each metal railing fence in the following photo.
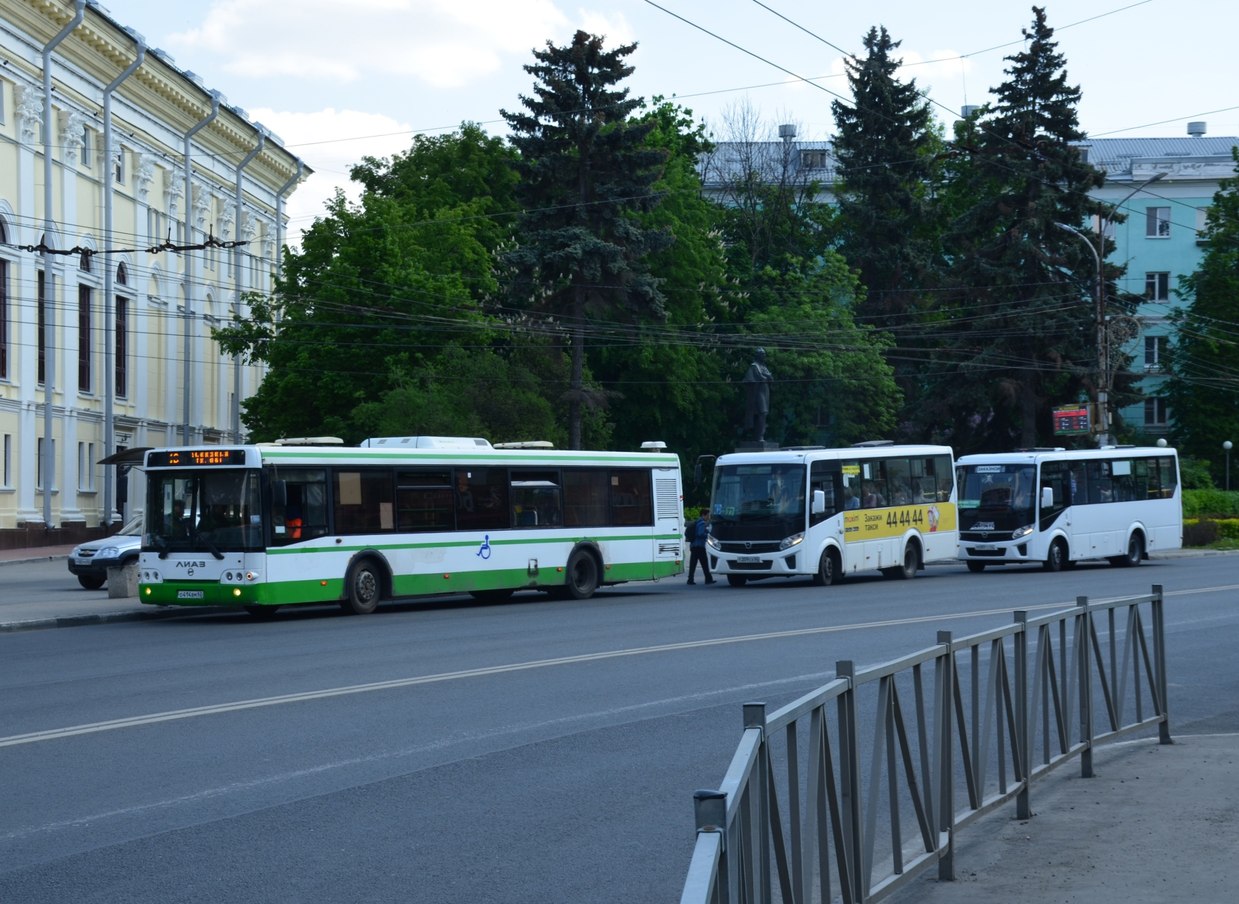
[681,585,1169,904]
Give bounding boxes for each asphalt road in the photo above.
[2,553,1237,903]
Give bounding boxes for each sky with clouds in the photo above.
[91,0,1239,242]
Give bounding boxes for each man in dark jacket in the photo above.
[687,511,715,585]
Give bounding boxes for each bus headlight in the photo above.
[779,532,805,551]
[707,534,720,550]
[1011,525,1034,540]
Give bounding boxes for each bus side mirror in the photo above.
[1041,486,1054,509]
[812,489,826,515]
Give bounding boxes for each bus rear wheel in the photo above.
[882,542,919,580]
[1043,539,1068,572]
[341,559,382,614]
[813,548,841,586]
[1109,532,1144,567]
[245,605,280,619]
[563,550,599,600]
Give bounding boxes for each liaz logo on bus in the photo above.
[175,560,207,569]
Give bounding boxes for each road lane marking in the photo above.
[1,587,1223,748]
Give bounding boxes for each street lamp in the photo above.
[1056,172,1169,448]
[1225,440,1233,492]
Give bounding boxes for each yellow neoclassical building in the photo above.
[0,0,307,547]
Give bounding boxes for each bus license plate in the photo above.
[736,555,761,564]
[177,590,204,599]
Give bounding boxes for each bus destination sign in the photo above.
[148,448,247,467]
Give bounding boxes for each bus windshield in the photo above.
[146,469,264,554]
[711,463,806,525]
[957,464,1036,528]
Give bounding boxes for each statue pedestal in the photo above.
[736,441,780,453]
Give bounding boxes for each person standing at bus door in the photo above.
[687,512,715,585]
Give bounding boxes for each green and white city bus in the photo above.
[708,442,958,586]
[137,437,684,616]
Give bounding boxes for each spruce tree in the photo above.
[935,6,1108,450]
[831,26,944,324]
[501,32,671,449]
[830,26,947,438]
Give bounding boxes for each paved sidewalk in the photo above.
[884,732,1239,904]
[0,543,214,631]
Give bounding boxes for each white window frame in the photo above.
[1145,206,1171,238]
[1145,271,1170,301]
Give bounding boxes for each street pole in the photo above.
[1056,222,1106,445]
[1225,441,1232,492]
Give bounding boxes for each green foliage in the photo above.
[502,31,671,449]
[213,126,521,443]
[743,256,901,446]
[1182,488,1239,517]
[1178,457,1216,490]
[592,99,734,466]
[931,8,1107,452]
[831,26,946,323]
[1163,147,1239,475]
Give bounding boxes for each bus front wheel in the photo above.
[563,550,599,600]
[1043,539,1068,573]
[726,575,747,587]
[965,560,986,573]
[342,559,382,614]
[813,548,841,586]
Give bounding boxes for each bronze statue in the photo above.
[743,348,773,442]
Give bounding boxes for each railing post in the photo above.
[935,631,955,881]
[743,702,771,904]
[1077,596,1094,778]
[1014,610,1031,819]
[692,790,728,904]
[1151,584,1173,745]
[836,660,864,903]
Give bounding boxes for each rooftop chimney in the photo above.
[1187,121,1207,137]
[778,123,797,142]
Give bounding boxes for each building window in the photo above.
[116,265,129,398]
[1144,335,1166,372]
[1145,206,1171,238]
[1195,207,1209,244]
[37,437,54,491]
[3,434,10,489]
[0,221,8,381]
[800,149,827,169]
[1145,272,1170,301]
[1144,397,1168,427]
[37,269,46,385]
[81,126,93,168]
[115,147,126,185]
[79,252,93,393]
[78,442,95,491]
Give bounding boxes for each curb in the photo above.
[0,606,232,633]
